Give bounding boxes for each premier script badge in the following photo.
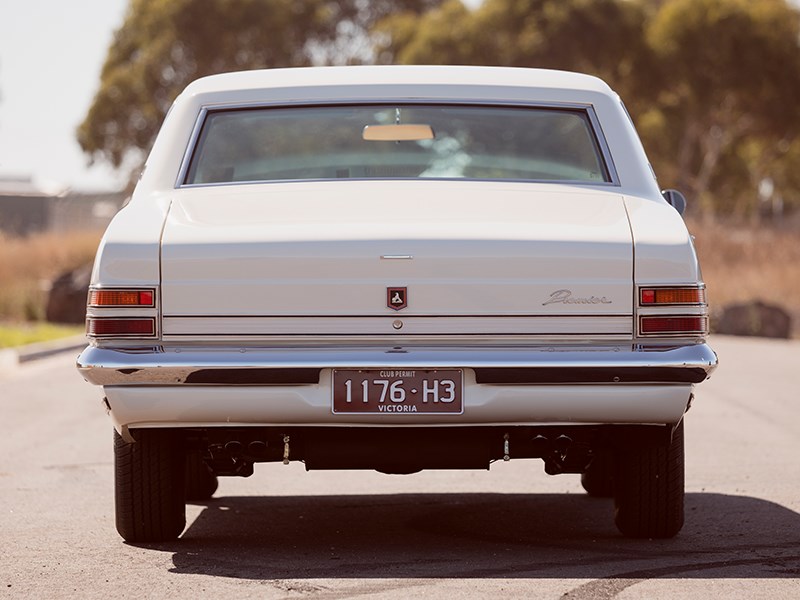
[387,287,408,311]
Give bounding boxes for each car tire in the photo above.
[580,450,614,497]
[613,421,684,538]
[185,452,218,501]
[114,429,186,543]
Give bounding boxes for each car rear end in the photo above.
[76,66,717,542]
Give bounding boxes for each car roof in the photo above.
[182,65,615,98]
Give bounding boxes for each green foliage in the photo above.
[375,0,475,66]
[643,0,800,215]
[378,0,800,217]
[377,0,655,112]
[80,0,800,217]
[0,323,84,349]
[78,0,443,168]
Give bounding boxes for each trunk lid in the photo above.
[160,181,633,336]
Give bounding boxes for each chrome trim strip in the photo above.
[161,315,633,336]
[175,107,208,187]
[196,98,595,112]
[77,342,717,386]
[585,106,619,185]
[178,177,620,191]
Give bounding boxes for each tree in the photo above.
[376,0,655,112]
[377,0,800,217]
[78,0,442,170]
[641,0,800,215]
[82,0,800,217]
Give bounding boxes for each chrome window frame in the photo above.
[175,100,620,189]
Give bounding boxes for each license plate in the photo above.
[332,369,463,414]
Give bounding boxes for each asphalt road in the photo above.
[1,335,798,599]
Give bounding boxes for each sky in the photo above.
[0,0,129,192]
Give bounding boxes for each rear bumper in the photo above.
[77,343,716,429]
[77,343,717,386]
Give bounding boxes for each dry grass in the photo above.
[0,230,103,321]
[687,218,800,335]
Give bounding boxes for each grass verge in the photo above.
[0,322,85,349]
[0,229,102,322]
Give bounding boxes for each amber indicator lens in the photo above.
[640,316,708,335]
[89,289,154,307]
[87,318,156,337]
[640,287,705,305]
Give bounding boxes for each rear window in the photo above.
[183,104,611,185]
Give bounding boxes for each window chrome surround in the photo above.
[174,99,621,189]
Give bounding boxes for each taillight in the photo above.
[637,285,707,337]
[86,286,158,339]
[88,289,155,307]
[639,316,708,336]
[86,318,156,338]
[640,287,705,306]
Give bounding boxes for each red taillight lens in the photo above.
[640,287,706,305]
[88,289,154,307]
[86,318,156,337]
[640,316,708,336]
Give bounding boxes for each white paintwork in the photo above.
[81,65,715,434]
[160,181,633,320]
[624,194,702,284]
[161,315,632,337]
[104,380,693,430]
[89,192,171,287]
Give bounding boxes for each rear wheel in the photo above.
[613,421,685,538]
[580,450,614,497]
[185,452,218,501]
[114,429,186,543]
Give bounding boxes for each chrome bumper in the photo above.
[77,343,717,386]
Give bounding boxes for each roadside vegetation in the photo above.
[687,219,800,334]
[0,323,84,349]
[0,230,102,324]
[80,0,800,220]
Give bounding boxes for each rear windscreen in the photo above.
[184,104,611,185]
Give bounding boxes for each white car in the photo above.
[77,65,717,542]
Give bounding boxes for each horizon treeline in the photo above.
[79,0,800,219]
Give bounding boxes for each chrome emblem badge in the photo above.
[542,289,612,306]
[387,287,407,311]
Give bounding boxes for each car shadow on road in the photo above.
[151,492,800,581]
